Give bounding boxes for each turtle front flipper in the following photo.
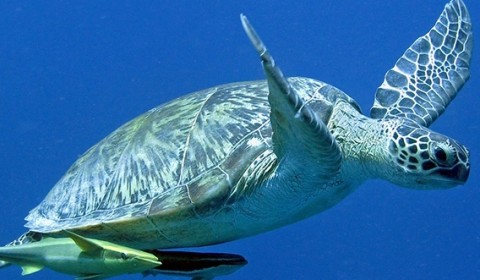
[241,15,341,180]
[370,0,472,127]
[144,250,247,280]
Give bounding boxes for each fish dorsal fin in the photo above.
[21,263,44,275]
[63,230,103,255]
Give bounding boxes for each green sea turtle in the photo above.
[1,0,473,277]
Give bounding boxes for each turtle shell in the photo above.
[25,78,358,244]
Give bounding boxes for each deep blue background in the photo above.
[1,1,479,279]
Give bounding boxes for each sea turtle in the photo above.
[4,0,472,270]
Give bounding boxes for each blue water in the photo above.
[1,1,479,279]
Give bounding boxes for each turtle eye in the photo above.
[430,142,454,166]
[434,146,447,162]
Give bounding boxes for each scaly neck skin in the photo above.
[328,101,395,184]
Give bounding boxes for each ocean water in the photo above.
[0,0,479,279]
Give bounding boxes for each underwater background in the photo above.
[1,0,479,279]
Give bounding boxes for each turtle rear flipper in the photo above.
[144,250,247,280]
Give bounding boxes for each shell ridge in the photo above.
[175,87,219,187]
[96,110,156,211]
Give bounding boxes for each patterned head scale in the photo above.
[387,120,469,188]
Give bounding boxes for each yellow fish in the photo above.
[0,231,161,279]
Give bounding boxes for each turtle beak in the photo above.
[458,164,470,183]
[446,144,470,184]
[434,142,470,185]
[431,163,470,186]
[447,163,470,184]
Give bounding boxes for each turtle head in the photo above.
[385,120,470,189]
